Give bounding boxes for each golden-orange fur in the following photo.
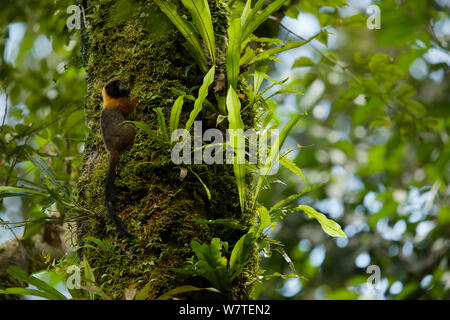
[102,87,138,115]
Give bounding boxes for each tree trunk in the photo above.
[76,0,258,299]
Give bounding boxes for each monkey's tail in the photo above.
[104,151,137,239]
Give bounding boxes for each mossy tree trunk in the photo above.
[77,0,259,299]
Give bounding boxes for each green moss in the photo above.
[76,0,260,300]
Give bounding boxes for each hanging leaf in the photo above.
[295,205,347,238]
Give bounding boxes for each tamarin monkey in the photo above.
[101,79,138,239]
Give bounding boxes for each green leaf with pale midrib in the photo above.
[295,205,347,238]
[154,0,208,72]
[226,87,246,214]
[181,0,215,63]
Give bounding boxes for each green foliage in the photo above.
[0,266,67,300]
[180,0,216,63]
[153,0,209,72]
[169,95,185,142]
[185,66,216,133]
[294,205,346,238]
[226,86,246,213]
[1,0,448,301]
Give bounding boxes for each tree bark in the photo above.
[76,0,258,299]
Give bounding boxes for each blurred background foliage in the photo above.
[0,0,449,299]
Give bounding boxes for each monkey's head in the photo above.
[103,79,130,98]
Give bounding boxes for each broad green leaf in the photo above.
[254,57,269,94]
[157,285,220,300]
[191,238,229,290]
[226,18,242,89]
[181,0,215,63]
[154,0,208,72]
[256,206,271,237]
[6,266,67,300]
[169,95,184,138]
[226,87,246,213]
[135,280,154,300]
[229,232,255,279]
[295,205,347,238]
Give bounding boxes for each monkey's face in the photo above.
[104,79,130,98]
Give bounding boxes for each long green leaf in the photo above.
[169,95,184,139]
[254,57,269,94]
[241,0,288,41]
[153,107,169,143]
[185,66,215,133]
[0,288,61,300]
[226,18,242,89]
[154,0,208,72]
[0,186,47,197]
[240,0,266,36]
[181,0,215,63]
[226,87,246,214]
[157,285,220,300]
[295,205,347,238]
[6,266,67,300]
[229,232,255,279]
[189,168,211,201]
[254,114,304,205]
[83,256,95,300]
